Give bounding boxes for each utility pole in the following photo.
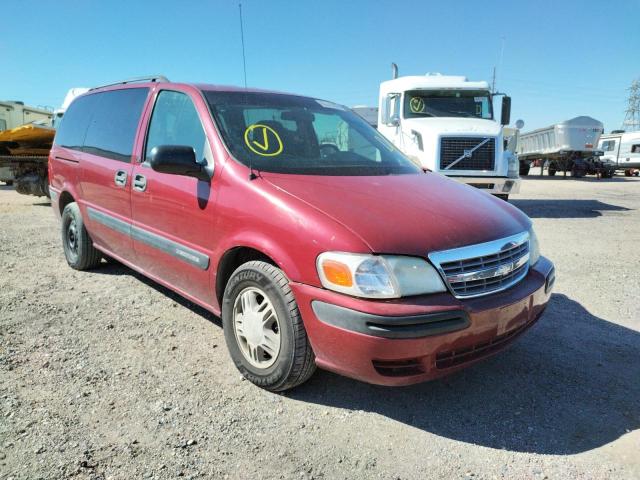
[622,78,640,131]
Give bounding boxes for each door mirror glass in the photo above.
[149,145,208,180]
[501,96,511,126]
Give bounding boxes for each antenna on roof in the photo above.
[239,2,248,90]
[238,2,256,180]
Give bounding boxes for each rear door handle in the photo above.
[133,173,147,192]
[114,170,128,187]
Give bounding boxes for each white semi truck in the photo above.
[367,65,521,200]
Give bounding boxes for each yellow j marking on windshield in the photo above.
[244,124,284,156]
[409,97,424,113]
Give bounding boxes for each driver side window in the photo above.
[145,91,206,163]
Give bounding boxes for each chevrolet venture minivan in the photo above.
[49,77,555,391]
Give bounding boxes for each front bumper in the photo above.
[447,176,521,195]
[291,256,554,386]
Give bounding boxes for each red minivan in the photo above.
[49,77,554,391]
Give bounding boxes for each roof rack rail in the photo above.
[90,75,169,91]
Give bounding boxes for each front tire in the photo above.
[222,261,316,391]
[61,202,102,270]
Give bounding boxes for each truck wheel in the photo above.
[548,167,557,176]
[222,261,316,391]
[61,202,102,270]
[519,163,530,176]
[494,194,509,201]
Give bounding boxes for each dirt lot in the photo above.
[1,170,639,480]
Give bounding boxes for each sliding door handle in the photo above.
[114,170,128,187]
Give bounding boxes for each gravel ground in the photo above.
[1,170,639,480]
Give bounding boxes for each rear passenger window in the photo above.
[83,88,149,162]
[54,94,100,150]
[145,91,206,163]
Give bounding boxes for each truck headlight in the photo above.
[529,228,541,266]
[317,252,446,299]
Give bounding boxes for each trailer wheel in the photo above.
[519,163,530,176]
[625,169,632,177]
[548,166,557,176]
[3,180,13,186]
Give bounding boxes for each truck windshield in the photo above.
[204,91,420,176]
[404,90,493,120]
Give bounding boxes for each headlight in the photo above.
[316,252,446,299]
[528,228,541,265]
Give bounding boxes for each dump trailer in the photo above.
[517,116,609,177]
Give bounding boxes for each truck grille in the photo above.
[428,232,530,298]
[440,136,495,171]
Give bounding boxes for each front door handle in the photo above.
[133,173,147,192]
[114,170,128,187]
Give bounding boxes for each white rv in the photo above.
[374,68,521,199]
[0,101,53,131]
[598,131,640,175]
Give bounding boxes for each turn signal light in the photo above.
[321,260,353,287]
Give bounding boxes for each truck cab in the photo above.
[377,72,520,199]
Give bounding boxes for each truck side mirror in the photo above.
[390,113,400,127]
[501,96,511,126]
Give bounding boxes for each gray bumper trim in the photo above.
[311,301,470,339]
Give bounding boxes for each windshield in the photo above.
[404,90,493,120]
[204,91,421,176]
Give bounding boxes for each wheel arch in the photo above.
[58,190,76,216]
[215,245,280,308]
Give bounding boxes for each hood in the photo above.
[403,117,502,136]
[262,172,530,257]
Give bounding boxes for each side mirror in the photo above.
[389,113,400,127]
[501,96,511,126]
[149,145,209,181]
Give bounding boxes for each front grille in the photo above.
[429,232,530,298]
[440,136,496,171]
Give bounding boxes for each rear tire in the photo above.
[222,261,316,391]
[61,202,102,270]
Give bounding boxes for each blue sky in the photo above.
[2,0,638,131]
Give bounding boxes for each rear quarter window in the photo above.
[54,94,100,150]
[83,88,149,162]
